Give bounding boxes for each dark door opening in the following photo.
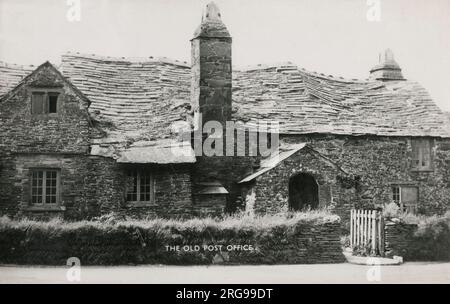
[289,173,319,211]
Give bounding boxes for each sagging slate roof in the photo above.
[0,62,35,97]
[58,53,450,139]
[233,64,450,137]
[115,140,196,164]
[1,53,449,148]
[60,53,193,145]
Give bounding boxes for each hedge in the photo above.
[385,211,450,261]
[0,211,345,265]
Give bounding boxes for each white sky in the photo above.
[0,0,449,111]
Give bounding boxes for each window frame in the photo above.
[410,139,434,172]
[47,92,59,113]
[391,183,419,214]
[126,170,156,204]
[29,168,61,206]
[30,89,61,115]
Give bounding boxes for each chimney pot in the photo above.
[370,48,405,81]
[192,2,230,39]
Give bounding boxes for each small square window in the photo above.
[31,92,59,115]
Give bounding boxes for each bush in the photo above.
[382,202,400,219]
[0,211,345,265]
[385,211,450,261]
[352,242,375,257]
[408,211,450,261]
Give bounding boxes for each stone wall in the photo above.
[193,155,256,213]
[0,63,91,154]
[384,221,418,259]
[0,216,345,265]
[0,63,92,219]
[1,63,449,221]
[13,154,95,219]
[192,194,227,217]
[383,214,450,261]
[117,163,194,219]
[248,146,358,227]
[241,134,450,231]
[0,63,198,220]
[301,134,450,216]
[0,153,194,220]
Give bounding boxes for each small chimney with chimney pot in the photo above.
[369,49,405,81]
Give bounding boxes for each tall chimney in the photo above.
[369,49,405,81]
[191,2,232,128]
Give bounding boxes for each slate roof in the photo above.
[238,142,354,183]
[60,53,192,146]
[115,140,196,164]
[0,62,35,97]
[59,53,450,139]
[1,52,449,158]
[238,143,307,183]
[196,182,229,195]
[445,112,450,123]
[233,64,450,137]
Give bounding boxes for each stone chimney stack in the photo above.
[369,49,405,81]
[191,2,232,128]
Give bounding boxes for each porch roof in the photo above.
[238,143,307,183]
[113,140,196,164]
[196,182,229,195]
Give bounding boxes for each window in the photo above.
[31,92,59,114]
[392,186,400,204]
[48,93,58,113]
[411,139,433,171]
[126,170,155,202]
[392,185,418,213]
[31,169,60,205]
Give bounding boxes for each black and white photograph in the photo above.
[0,0,449,287]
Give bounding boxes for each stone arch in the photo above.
[288,173,319,211]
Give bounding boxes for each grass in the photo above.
[0,209,339,232]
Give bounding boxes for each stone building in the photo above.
[0,2,449,222]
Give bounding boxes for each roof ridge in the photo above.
[0,61,91,105]
[0,61,35,70]
[62,51,190,68]
[235,61,372,83]
[298,67,371,84]
[235,62,298,72]
[0,56,400,85]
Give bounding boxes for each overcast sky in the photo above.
[0,0,449,111]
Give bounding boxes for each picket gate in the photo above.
[350,209,384,256]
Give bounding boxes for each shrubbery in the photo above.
[382,202,401,219]
[386,211,450,261]
[403,211,450,261]
[0,210,344,265]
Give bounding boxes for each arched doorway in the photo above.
[289,173,319,211]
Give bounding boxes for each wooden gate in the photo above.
[350,209,384,256]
